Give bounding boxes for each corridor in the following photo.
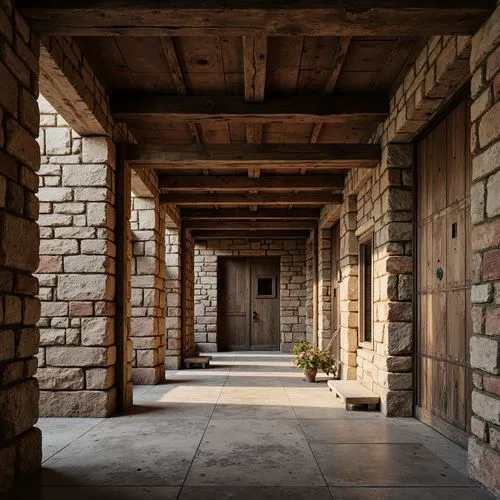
[13,354,495,499]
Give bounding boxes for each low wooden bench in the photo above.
[184,356,212,369]
[328,380,380,411]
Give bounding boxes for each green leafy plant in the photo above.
[292,338,312,356]
[293,340,338,377]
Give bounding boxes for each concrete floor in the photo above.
[8,353,496,499]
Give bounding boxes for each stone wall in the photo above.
[36,99,118,417]
[193,238,310,353]
[0,3,42,491]
[165,227,182,369]
[130,194,166,384]
[467,6,500,494]
[318,229,332,349]
[182,229,196,357]
[342,145,414,417]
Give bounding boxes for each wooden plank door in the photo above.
[218,258,250,350]
[416,96,472,446]
[250,258,280,350]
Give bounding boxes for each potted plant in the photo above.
[293,339,338,383]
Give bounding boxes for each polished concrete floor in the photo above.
[8,353,496,499]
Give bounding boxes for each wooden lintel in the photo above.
[184,220,316,230]
[111,93,387,123]
[19,2,493,36]
[160,192,342,205]
[180,208,321,220]
[159,174,344,191]
[191,230,310,240]
[125,143,381,169]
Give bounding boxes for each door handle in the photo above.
[252,311,258,322]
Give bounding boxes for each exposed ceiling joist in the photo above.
[125,143,381,169]
[184,220,316,230]
[111,94,388,124]
[160,192,342,205]
[180,208,321,220]
[159,174,344,191]
[191,230,311,240]
[19,1,493,36]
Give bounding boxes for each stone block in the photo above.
[57,274,115,301]
[62,164,111,187]
[38,187,72,202]
[0,379,38,441]
[15,427,42,477]
[472,390,500,425]
[0,213,39,272]
[479,101,500,149]
[86,367,115,390]
[0,443,15,492]
[39,388,116,417]
[472,284,493,304]
[379,388,412,417]
[45,346,116,367]
[132,366,165,385]
[45,127,71,155]
[81,317,114,346]
[471,336,500,375]
[64,255,111,273]
[37,367,85,390]
[387,322,412,355]
[82,137,114,165]
[487,169,500,218]
[468,436,500,494]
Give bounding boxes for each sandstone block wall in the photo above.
[165,228,182,369]
[36,100,118,417]
[182,229,196,357]
[193,238,311,353]
[467,6,500,494]
[0,3,42,491]
[130,195,166,384]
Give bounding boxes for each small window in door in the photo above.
[257,276,276,298]
[359,235,373,347]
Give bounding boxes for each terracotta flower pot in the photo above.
[304,368,317,383]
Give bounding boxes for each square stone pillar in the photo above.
[36,125,118,416]
[467,7,500,495]
[182,228,196,358]
[130,195,166,384]
[318,229,332,349]
[0,4,42,491]
[165,227,182,369]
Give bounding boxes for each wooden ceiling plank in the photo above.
[111,93,388,123]
[191,230,310,240]
[159,174,344,191]
[181,208,321,219]
[160,192,342,205]
[20,2,493,36]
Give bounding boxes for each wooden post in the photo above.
[115,144,132,412]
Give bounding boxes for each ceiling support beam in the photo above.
[19,2,493,36]
[160,192,342,205]
[111,94,388,124]
[125,143,381,169]
[191,230,311,240]
[184,220,316,230]
[159,174,344,191]
[180,208,321,220]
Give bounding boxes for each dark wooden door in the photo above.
[218,257,280,351]
[416,97,472,445]
[250,257,280,350]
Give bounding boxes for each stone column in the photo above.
[36,116,118,416]
[318,229,332,349]
[130,195,166,384]
[468,7,500,494]
[165,227,182,369]
[339,195,358,379]
[182,228,196,358]
[0,4,42,491]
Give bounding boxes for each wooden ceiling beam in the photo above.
[180,208,321,220]
[191,230,311,240]
[160,192,342,205]
[19,2,493,36]
[184,220,316,230]
[159,174,344,191]
[125,143,381,169]
[111,94,388,123]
